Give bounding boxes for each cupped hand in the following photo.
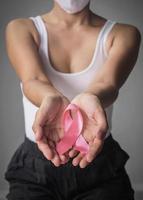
[32,94,71,167]
[68,92,109,168]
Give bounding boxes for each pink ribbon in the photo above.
[56,103,89,155]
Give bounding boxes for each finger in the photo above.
[59,154,69,164]
[35,126,43,141]
[62,149,72,161]
[68,148,79,158]
[57,150,70,164]
[47,129,70,164]
[35,107,49,127]
[50,149,61,167]
[32,107,52,140]
[79,154,91,168]
[37,137,54,160]
[49,141,69,166]
[48,140,63,166]
[93,109,108,140]
[86,139,103,163]
[32,119,43,141]
[50,141,70,165]
[72,152,84,166]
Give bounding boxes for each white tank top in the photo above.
[20,15,117,142]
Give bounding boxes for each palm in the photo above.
[33,95,71,165]
[68,93,108,167]
[76,97,104,142]
[71,93,106,140]
[42,100,66,143]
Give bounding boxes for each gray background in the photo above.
[0,0,143,199]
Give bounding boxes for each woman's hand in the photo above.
[68,92,109,168]
[32,93,71,167]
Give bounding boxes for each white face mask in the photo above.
[54,0,90,14]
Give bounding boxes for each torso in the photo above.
[29,11,117,73]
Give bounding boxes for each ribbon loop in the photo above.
[56,103,89,155]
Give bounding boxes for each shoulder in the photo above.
[93,13,141,54]
[94,13,141,43]
[112,22,141,49]
[92,13,141,46]
[6,17,33,33]
[5,17,40,46]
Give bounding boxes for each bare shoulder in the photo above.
[92,13,141,54]
[112,22,141,49]
[5,17,40,46]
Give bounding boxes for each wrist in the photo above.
[44,92,63,100]
[80,91,102,102]
[76,91,104,109]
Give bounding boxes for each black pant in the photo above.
[4,134,135,200]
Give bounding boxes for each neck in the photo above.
[47,1,93,28]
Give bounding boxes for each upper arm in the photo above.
[92,24,142,90]
[5,18,51,85]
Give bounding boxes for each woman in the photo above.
[4,0,141,199]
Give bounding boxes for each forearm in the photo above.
[22,79,63,107]
[84,82,119,109]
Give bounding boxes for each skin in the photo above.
[5,1,141,168]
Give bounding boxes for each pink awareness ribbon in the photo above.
[56,103,89,155]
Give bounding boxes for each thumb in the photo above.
[32,108,47,141]
[35,126,43,141]
[32,121,43,141]
[93,109,108,140]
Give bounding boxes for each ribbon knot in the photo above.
[56,103,89,155]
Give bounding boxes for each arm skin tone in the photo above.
[84,25,142,109]
[5,16,141,168]
[5,19,73,167]
[5,19,63,108]
[67,25,141,168]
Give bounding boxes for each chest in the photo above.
[42,23,113,73]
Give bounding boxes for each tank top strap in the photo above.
[29,16,42,34]
[29,16,117,70]
[101,20,117,58]
[29,16,46,51]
